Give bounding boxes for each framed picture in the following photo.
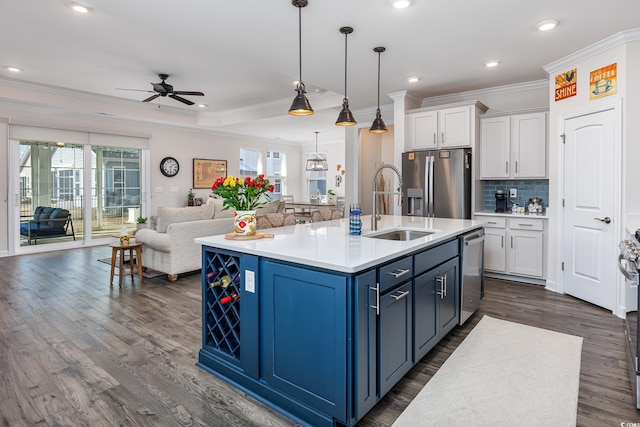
[193,158,227,189]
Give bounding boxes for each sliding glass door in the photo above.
[13,134,147,251]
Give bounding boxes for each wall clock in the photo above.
[160,156,179,177]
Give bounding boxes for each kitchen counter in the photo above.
[195,215,485,273]
[474,210,549,219]
[196,215,484,427]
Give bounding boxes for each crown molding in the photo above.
[544,28,640,74]
[420,80,548,108]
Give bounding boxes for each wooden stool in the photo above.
[109,242,143,287]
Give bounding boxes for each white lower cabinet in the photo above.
[475,214,546,280]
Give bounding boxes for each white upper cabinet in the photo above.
[406,102,487,151]
[480,116,510,178]
[480,112,547,179]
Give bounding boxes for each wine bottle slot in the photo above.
[220,291,239,305]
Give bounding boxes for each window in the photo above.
[240,148,261,176]
[306,152,327,199]
[266,150,286,200]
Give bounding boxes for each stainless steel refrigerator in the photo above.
[401,148,472,219]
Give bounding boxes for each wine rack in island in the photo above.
[202,249,242,360]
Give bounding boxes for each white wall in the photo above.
[0,90,304,255]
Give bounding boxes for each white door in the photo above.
[562,108,616,310]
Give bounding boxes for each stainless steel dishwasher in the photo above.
[459,229,485,325]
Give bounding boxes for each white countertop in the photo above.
[474,210,549,219]
[195,215,485,273]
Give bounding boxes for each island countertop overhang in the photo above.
[195,215,485,273]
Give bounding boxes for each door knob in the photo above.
[594,217,611,224]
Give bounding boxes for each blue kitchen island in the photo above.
[195,215,484,427]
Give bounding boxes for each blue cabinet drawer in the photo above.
[379,257,413,293]
[414,239,458,275]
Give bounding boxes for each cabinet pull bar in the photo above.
[511,235,514,248]
[515,161,518,173]
[518,223,533,227]
[501,235,504,248]
[506,161,509,174]
[433,132,436,146]
[390,290,410,301]
[443,274,447,298]
[389,268,410,278]
[488,221,497,224]
[436,276,445,299]
[370,283,380,315]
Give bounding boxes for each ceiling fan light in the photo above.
[289,84,314,116]
[369,109,388,133]
[336,99,356,126]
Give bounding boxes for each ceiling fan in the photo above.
[117,73,204,105]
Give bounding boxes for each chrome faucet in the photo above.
[371,163,403,231]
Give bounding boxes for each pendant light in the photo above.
[305,131,328,171]
[289,0,313,116]
[335,26,356,126]
[369,47,388,133]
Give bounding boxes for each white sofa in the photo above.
[135,199,283,281]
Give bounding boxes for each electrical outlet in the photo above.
[509,188,517,198]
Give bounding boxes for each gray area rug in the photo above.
[392,315,583,427]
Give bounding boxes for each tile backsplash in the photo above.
[483,180,549,211]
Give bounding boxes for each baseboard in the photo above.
[485,272,546,286]
[0,250,8,258]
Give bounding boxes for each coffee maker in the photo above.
[495,190,508,212]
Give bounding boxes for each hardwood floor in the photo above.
[1,246,639,426]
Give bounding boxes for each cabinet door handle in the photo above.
[436,276,445,299]
[389,268,410,278]
[511,235,514,248]
[370,283,380,316]
[441,131,445,145]
[515,161,518,174]
[433,132,436,146]
[501,235,504,248]
[505,161,509,174]
[518,223,533,227]
[443,274,447,298]
[487,221,497,224]
[390,289,410,301]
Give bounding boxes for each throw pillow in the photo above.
[156,204,215,233]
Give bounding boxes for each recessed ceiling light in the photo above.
[70,2,91,13]
[536,20,559,31]
[390,0,412,9]
[198,104,208,108]
[406,76,420,83]
[483,60,501,68]
[6,66,22,73]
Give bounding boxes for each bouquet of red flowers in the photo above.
[211,174,274,211]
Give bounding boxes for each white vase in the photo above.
[234,210,257,236]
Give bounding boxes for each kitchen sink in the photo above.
[364,227,438,241]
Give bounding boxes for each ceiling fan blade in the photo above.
[151,83,167,93]
[172,91,204,96]
[142,94,160,102]
[169,94,194,105]
[116,88,155,93]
